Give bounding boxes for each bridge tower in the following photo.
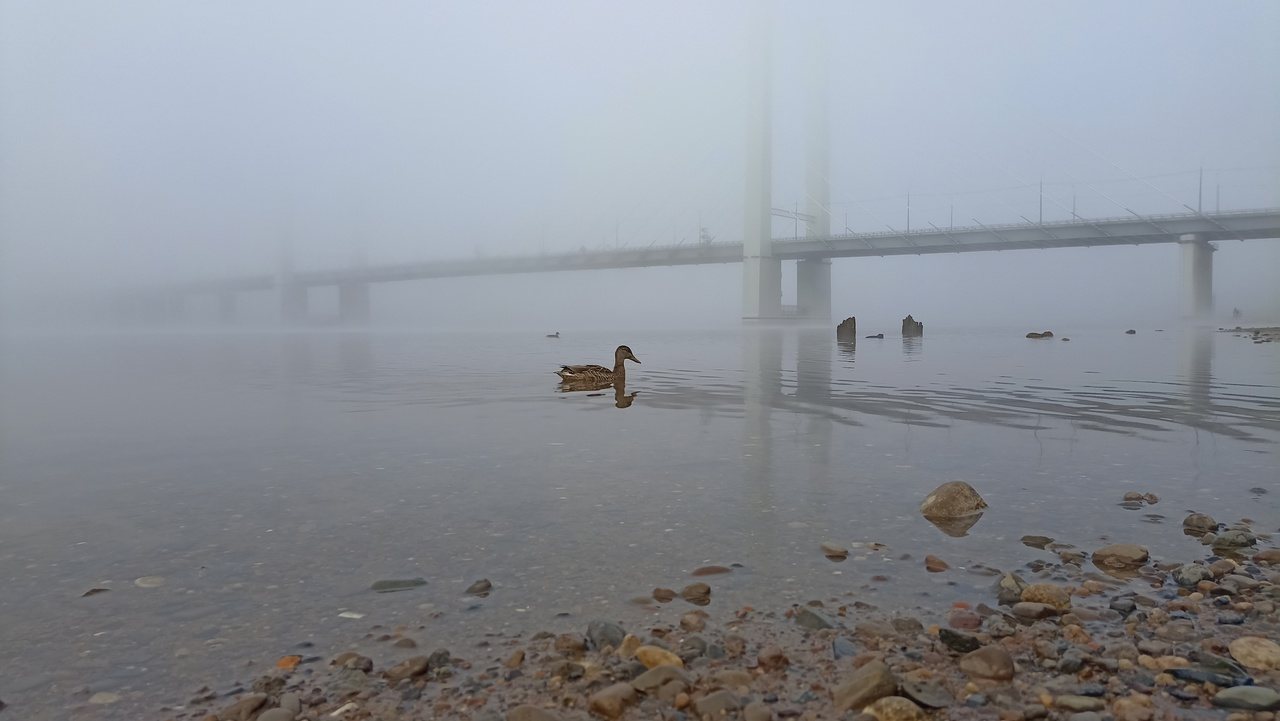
[741,6,781,320]
[1179,233,1215,319]
[278,235,307,325]
[796,26,831,321]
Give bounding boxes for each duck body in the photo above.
[546,332,560,338]
[556,345,640,385]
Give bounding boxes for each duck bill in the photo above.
[631,356,641,364]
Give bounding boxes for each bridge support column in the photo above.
[796,259,831,320]
[218,292,236,324]
[1179,233,1214,320]
[338,282,370,325]
[280,283,307,325]
[741,9,778,320]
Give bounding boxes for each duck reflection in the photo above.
[558,377,639,410]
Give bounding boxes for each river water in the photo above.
[1,326,1277,719]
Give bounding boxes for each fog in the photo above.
[2,0,1278,330]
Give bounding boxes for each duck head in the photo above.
[614,345,640,365]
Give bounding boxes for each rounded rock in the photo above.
[920,481,987,519]
[1092,544,1149,569]
[1229,636,1280,671]
[862,696,926,721]
[634,645,683,669]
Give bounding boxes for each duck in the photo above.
[546,332,560,338]
[556,345,640,384]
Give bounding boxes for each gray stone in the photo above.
[1055,695,1105,711]
[795,607,835,630]
[256,709,297,721]
[1212,686,1280,711]
[833,660,898,712]
[586,620,625,651]
[743,701,773,721]
[1214,529,1257,549]
[900,678,954,708]
[631,665,691,693]
[587,683,636,719]
[1173,564,1213,587]
[920,481,987,518]
[959,646,1015,680]
[506,705,562,721]
[693,690,741,717]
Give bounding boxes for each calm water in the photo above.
[1,326,1278,719]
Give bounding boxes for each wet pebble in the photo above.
[794,606,835,630]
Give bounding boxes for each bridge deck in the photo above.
[177,208,1280,293]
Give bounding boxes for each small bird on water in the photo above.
[555,345,640,385]
[546,332,560,338]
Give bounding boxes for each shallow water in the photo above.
[1,326,1277,719]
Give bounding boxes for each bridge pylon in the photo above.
[1179,233,1215,320]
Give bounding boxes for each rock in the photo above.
[1055,696,1105,712]
[1111,695,1154,721]
[899,678,954,709]
[1212,686,1280,711]
[631,665,691,693]
[278,694,301,716]
[711,669,754,690]
[947,609,981,630]
[370,578,426,593]
[588,683,637,719]
[795,607,835,630]
[617,634,641,658]
[821,542,849,560]
[959,646,1015,680]
[866,333,884,339]
[506,705,562,721]
[679,612,706,632]
[133,576,165,588]
[1011,602,1058,620]
[586,620,625,651]
[1092,544,1149,569]
[88,692,121,704]
[504,649,525,668]
[680,583,711,606]
[693,690,740,717]
[1021,584,1071,609]
[995,572,1029,605]
[465,579,492,596]
[863,696,925,721]
[652,587,676,602]
[901,315,924,338]
[1122,491,1143,502]
[692,565,731,576]
[939,629,981,653]
[634,645,683,669]
[1213,529,1257,549]
[1229,636,1280,670]
[392,637,417,649]
[1255,549,1280,564]
[837,317,858,342]
[257,709,297,721]
[554,634,586,656]
[758,645,790,672]
[743,701,773,721]
[832,660,898,712]
[384,656,429,684]
[1021,535,1054,549]
[919,481,987,519]
[218,694,268,721]
[1125,329,1137,334]
[678,636,707,661]
[924,555,948,572]
[1173,564,1213,587]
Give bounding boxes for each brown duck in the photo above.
[555,345,640,385]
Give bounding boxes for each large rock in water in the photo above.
[902,315,923,337]
[920,481,987,518]
[1092,544,1149,569]
[837,316,857,342]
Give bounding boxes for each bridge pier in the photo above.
[741,11,778,320]
[280,283,308,325]
[338,282,371,325]
[1179,233,1214,319]
[796,259,831,319]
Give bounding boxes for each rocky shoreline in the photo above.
[144,498,1280,721]
[1221,327,1280,344]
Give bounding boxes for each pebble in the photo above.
[506,705,562,721]
[1092,544,1149,569]
[586,620,625,650]
[464,579,492,596]
[939,629,981,653]
[862,696,926,721]
[1229,636,1280,670]
[832,660,898,712]
[133,576,165,588]
[821,542,849,560]
[924,555,949,572]
[743,701,773,721]
[694,690,740,717]
[369,578,425,593]
[919,481,988,518]
[680,583,711,606]
[794,606,835,630]
[652,588,676,602]
[1174,564,1213,587]
[88,692,121,704]
[630,665,690,693]
[587,683,636,720]
[383,656,428,684]
[959,646,1016,680]
[634,645,683,669]
[692,565,732,576]
[1212,686,1280,711]
[1055,695,1105,711]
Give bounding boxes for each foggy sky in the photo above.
[2,1,1278,329]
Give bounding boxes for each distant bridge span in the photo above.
[157,207,1280,323]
